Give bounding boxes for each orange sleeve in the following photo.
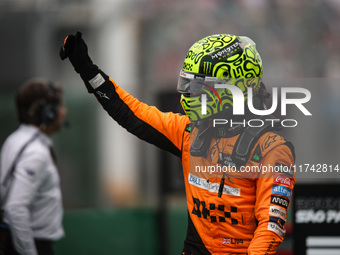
[248,143,295,255]
[93,77,190,156]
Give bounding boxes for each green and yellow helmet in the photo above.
[177,34,263,121]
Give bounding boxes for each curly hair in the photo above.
[16,78,63,125]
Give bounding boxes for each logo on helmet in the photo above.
[210,41,240,60]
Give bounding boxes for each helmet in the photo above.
[177,34,263,121]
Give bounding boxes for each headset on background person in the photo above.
[28,82,60,126]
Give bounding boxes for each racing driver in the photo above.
[60,32,295,255]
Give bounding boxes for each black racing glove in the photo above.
[60,31,108,93]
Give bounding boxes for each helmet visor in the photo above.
[238,36,256,49]
[177,71,220,95]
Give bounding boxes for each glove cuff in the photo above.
[79,65,109,93]
[88,73,106,90]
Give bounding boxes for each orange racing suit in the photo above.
[90,76,296,255]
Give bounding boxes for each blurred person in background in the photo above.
[61,32,295,255]
[0,78,66,255]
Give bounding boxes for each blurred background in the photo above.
[1,0,340,254]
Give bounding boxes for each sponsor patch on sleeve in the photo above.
[270,195,290,209]
[269,205,287,220]
[269,216,286,228]
[267,222,286,238]
[273,174,293,188]
[272,185,292,199]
